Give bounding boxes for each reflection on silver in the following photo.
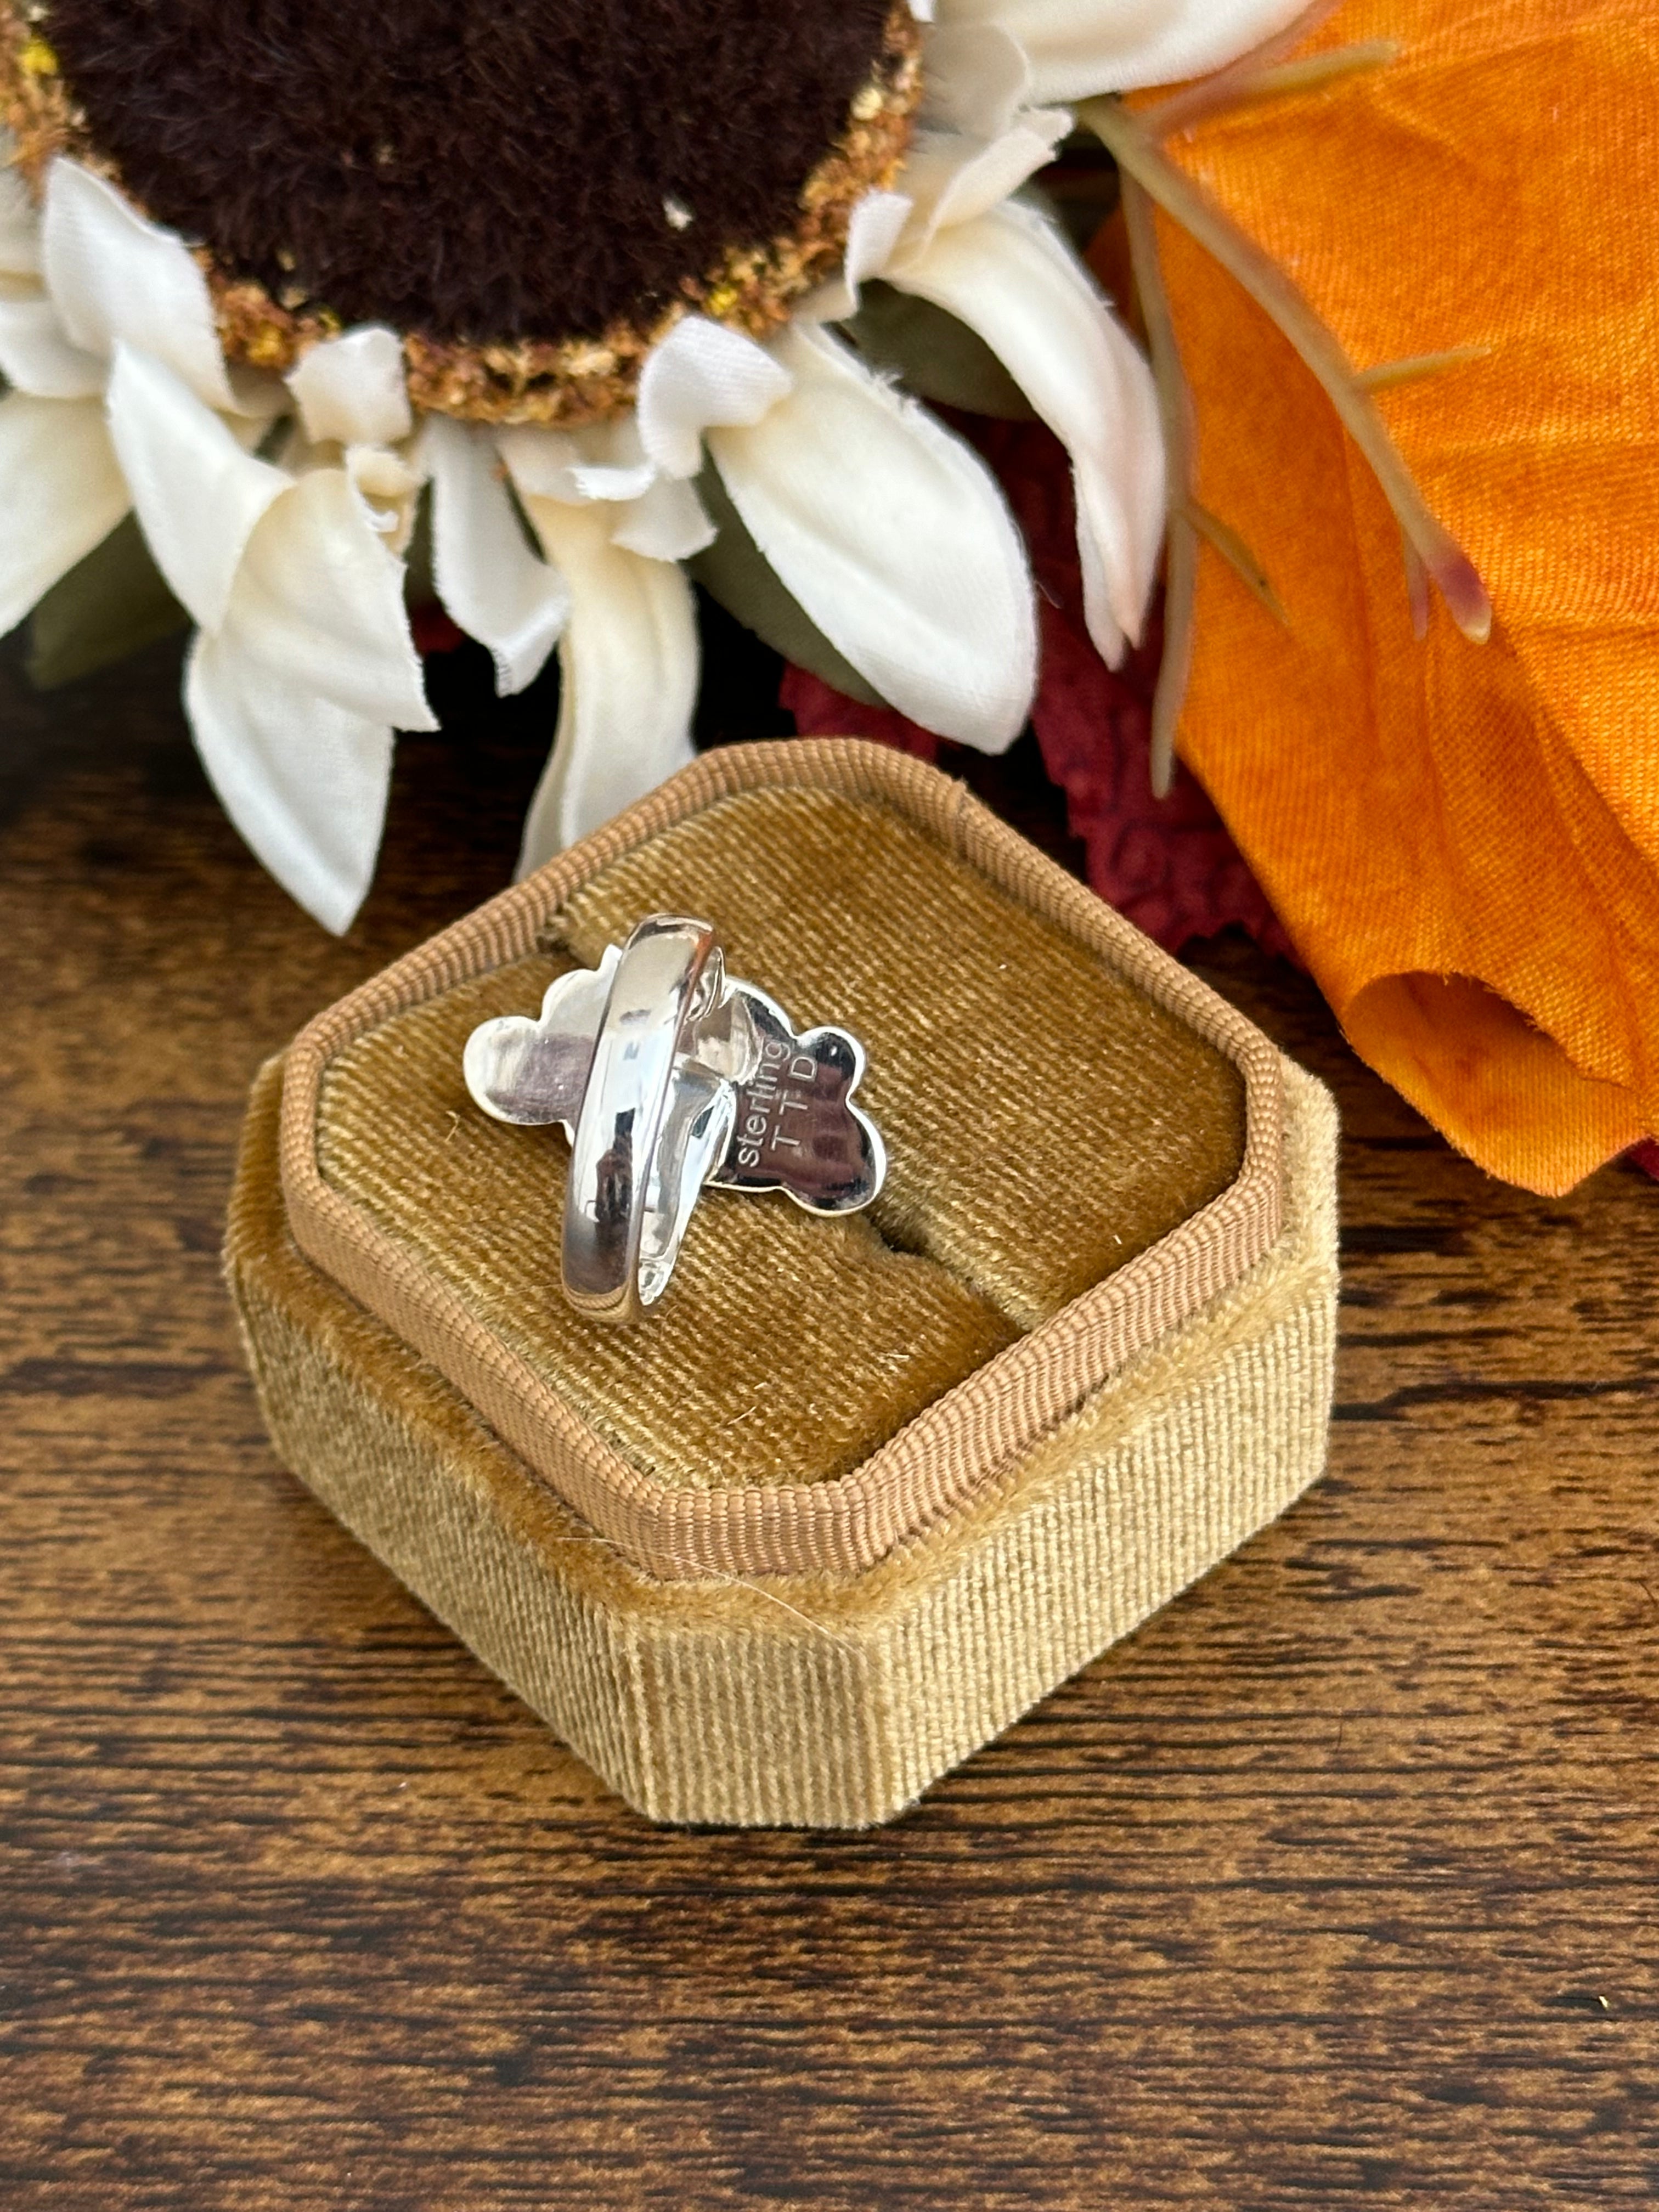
[462,914,886,1325]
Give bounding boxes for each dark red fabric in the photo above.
[778,671,939,761]
[411,602,467,656]
[785,417,1292,960]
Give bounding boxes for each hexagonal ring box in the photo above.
[227,740,1338,1827]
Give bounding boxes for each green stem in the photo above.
[1358,344,1492,392]
[1401,529,1430,641]
[1157,42,1402,131]
[1182,499,1288,626]
[1120,172,1197,798]
[1143,0,1347,137]
[1082,95,1493,645]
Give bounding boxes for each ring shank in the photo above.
[561,917,718,1324]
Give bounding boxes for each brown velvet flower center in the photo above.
[37,0,899,342]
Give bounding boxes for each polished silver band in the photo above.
[560,916,719,1325]
[465,912,885,1325]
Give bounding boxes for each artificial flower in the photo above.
[0,151,566,929]
[0,0,1297,929]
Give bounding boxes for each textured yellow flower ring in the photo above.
[463,912,885,1323]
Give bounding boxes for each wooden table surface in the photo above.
[3,635,1656,2210]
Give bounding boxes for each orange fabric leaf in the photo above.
[1149,0,1659,1191]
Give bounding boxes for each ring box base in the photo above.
[227,741,1339,1827]
[229,1053,1335,1827]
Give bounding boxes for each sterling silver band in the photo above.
[561,916,719,1325]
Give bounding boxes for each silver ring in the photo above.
[463,914,886,1324]
[563,916,718,1324]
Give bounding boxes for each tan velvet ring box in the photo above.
[225,738,1339,1827]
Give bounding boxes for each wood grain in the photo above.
[2,635,1657,2210]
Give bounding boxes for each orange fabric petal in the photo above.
[1150,0,1659,1190]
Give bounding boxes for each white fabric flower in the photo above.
[0,153,566,930]
[1,0,1302,925]
[484,0,1302,879]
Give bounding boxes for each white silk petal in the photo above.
[934,0,1312,100]
[515,494,698,867]
[496,426,585,503]
[42,160,240,409]
[891,198,1164,661]
[186,628,395,935]
[344,442,423,554]
[611,472,715,562]
[571,457,657,503]
[893,120,1068,257]
[921,22,1032,138]
[497,420,656,505]
[0,391,129,633]
[219,465,436,730]
[106,342,291,631]
[424,415,569,693]
[636,315,793,480]
[225,365,293,425]
[846,190,913,291]
[286,325,413,448]
[804,189,913,320]
[0,291,104,397]
[707,321,1035,752]
[0,154,42,278]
